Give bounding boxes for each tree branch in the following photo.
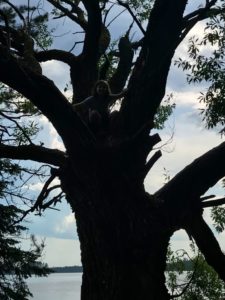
[82,0,102,59]
[0,47,93,151]
[0,144,66,166]
[121,0,188,135]
[69,0,107,102]
[179,1,225,45]
[202,197,225,208]
[156,141,225,207]
[35,49,77,65]
[183,0,217,23]
[0,111,34,145]
[185,215,225,282]
[109,35,134,93]
[142,150,162,178]
[117,0,146,35]
[47,0,87,29]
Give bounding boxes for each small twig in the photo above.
[103,3,115,25]
[69,40,84,52]
[32,173,57,211]
[117,0,145,35]
[170,252,200,299]
[73,30,85,35]
[41,191,64,210]
[106,8,126,28]
[0,111,34,144]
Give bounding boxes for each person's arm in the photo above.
[108,88,128,105]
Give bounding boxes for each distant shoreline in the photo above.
[51,266,83,273]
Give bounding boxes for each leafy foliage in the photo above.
[0,3,53,50]
[126,0,154,22]
[166,243,225,299]
[0,204,51,300]
[175,3,225,131]
[211,206,225,233]
[154,94,175,130]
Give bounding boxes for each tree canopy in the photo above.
[0,1,225,299]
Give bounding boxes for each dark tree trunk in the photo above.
[60,143,174,300]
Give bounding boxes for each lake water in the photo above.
[26,272,193,300]
[27,273,82,300]
[27,272,185,300]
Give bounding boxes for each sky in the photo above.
[6,0,225,267]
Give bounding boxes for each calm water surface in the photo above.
[27,273,82,300]
[27,272,189,299]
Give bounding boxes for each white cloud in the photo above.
[49,124,65,150]
[28,182,44,192]
[170,230,192,255]
[55,213,76,235]
[145,109,224,194]
[39,115,65,151]
[41,237,81,267]
[41,61,70,91]
[174,90,205,109]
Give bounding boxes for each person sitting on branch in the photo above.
[74,80,127,136]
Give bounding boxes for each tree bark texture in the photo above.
[60,154,173,300]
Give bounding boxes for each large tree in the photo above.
[0,0,225,299]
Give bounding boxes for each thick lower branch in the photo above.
[185,215,225,282]
[0,144,66,166]
[156,141,225,205]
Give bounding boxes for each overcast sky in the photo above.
[15,0,225,267]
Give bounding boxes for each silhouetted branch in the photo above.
[202,197,225,208]
[200,194,215,201]
[36,49,76,65]
[142,150,162,178]
[185,215,225,282]
[170,252,200,299]
[179,0,222,44]
[156,141,225,207]
[0,144,66,166]
[106,8,126,28]
[183,0,217,23]
[117,0,146,35]
[0,111,34,144]
[47,0,87,29]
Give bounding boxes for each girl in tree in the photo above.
[74,80,127,136]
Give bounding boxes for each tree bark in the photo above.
[60,156,173,300]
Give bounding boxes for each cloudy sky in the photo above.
[15,0,225,267]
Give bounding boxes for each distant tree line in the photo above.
[51,265,83,273]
